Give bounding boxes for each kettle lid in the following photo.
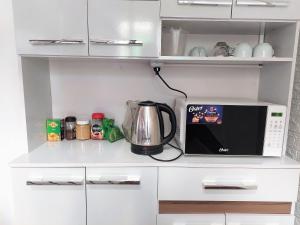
[138,101,156,106]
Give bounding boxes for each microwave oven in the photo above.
[175,98,287,157]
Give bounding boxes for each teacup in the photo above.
[234,43,252,58]
[189,46,207,57]
[253,43,274,58]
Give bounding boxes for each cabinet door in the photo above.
[12,168,86,225]
[12,0,88,56]
[232,0,300,20]
[160,0,232,19]
[88,0,160,57]
[158,214,225,225]
[226,214,295,225]
[86,167,157,225]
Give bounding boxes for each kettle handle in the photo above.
[157,103,177,145]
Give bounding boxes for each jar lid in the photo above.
[65,116,76,122]
[92,113,105,119]
[77,120,90,125]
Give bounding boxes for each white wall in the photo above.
[50,59,260,125]
[0,0,28,224]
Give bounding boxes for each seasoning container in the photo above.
[91,113,105,140]
[46,119,61,141]
[60,119,65,140]
[76,120,91,140]
[65,116,77,140]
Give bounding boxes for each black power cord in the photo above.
[149,143,184,162]
[153,67,188,99]
[149,66,186,162]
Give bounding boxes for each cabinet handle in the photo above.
[178,0,232,6]
[90,40,143,46]
[29,39,85,45]
[86,175,141,185]
[26,177,84,186]
[203,179,257,190]
[236,0,289,7]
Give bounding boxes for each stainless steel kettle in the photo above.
[122,100,177,155]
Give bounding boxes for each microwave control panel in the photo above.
[263,105,287,157]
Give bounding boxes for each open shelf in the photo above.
[156,56,293,65]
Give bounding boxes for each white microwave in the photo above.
[175,98,287,157]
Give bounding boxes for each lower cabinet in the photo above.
[226,214,295,225]
[86,167,158,225]
[158,214,225,225]
[12,168,86,225]
[158,214,295,225]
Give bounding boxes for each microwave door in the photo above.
[185,105,267,156]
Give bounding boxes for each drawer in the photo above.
[160,0,232,19]
[232,0,300,20]
[158,214,225,225]
[158,168,299,202]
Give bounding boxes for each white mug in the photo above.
[253,43,274,58]
[189,46,207,57]
[234,43,253,58]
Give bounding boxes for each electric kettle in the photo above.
[122,100,177,155]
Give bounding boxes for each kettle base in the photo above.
[131,144,163,155]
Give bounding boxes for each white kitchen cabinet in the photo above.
[158,167,299,202]
[86,167,157,225]
[232,0,300,20]
[160,0,232,19]
[158,214,225,225]
[12,0,88,56]
[226,214,295,225]
[11,168,86,225]
[88,0,160,57]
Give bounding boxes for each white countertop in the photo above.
[10,140,300,169]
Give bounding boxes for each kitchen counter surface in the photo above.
[10,140,300,168]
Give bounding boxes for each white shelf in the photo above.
[157,56,293,65]
[9,139,300,169]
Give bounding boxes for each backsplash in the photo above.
[49,58,260,125]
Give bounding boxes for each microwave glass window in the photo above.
[185,105,267,155]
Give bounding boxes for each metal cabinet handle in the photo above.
[203,179,257,190]
[236,0,289,7]
[26,180,84,186]
[90,40,143,46]
[86,175,140,185]
[29,39,85,45]
[178,0,232,6]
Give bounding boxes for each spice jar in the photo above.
[76,120,91,140]
[65,116,76,140]
[91,113,105,140]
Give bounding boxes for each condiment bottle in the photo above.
[65,116,76,140]
[91,113,105,140]
[76,120,91,140]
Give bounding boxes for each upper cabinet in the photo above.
[232,0,300,20]
[12,0,88,56]
[160,0,232,19]
[88,0,160,57]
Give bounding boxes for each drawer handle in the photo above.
[236,0,289,7]
[203,179,257,190]
[86,175,140,185]
[26,179,84,186]
[29,39,85,45]
[90,40,143,46]
[178,0,232,6]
